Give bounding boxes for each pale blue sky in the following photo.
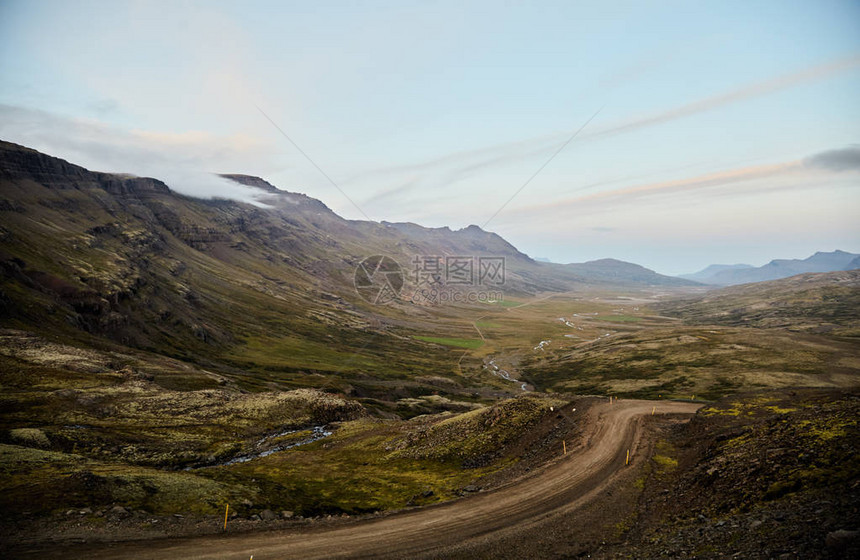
[1,0,858,274]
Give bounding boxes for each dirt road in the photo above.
[27,399,701,559]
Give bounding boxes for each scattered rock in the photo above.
[825,529,859,551]
[250,514,261,521]
[109,505,129,517]
[281,511,294,519]
[260,509,276,521]
[79,508,93,515]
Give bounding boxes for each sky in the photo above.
[1,0,859,275]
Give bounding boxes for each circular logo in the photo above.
[354,255,404,304]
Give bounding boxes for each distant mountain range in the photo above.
[680,251,860,285]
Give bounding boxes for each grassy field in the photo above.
[1,279,858,531]
[414,336,484,349]
[0,380,566,519]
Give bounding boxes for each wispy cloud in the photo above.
[0,104,279,204]
[356,55,860,210]
[588,55,860,140]
[354,133,565,208]
[504,145,860,221]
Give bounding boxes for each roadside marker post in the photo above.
[626,449,630,466]
[652,406,655,415]
[224,504,229,532]
[563,440,567,455]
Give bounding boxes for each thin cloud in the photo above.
[356,133,564,207]
[356,54,860,207]
[588,54,860,140]
[507,160,808,220]
[505,143,860,222]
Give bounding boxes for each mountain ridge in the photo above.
[680,250,860,285]
[563,257,700,287]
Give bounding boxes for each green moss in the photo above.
[9,427,50,448]
[652,440,678,472]
[391,395,565,465]
[653,455,678,470]
[0,444,251,515]
[765,405,796,414]
[204,416,515,516]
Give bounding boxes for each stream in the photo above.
[190,425,333,469]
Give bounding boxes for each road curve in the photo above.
[33,399,702,559]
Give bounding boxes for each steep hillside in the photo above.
[0,140,583,392]
[602,389,860,559]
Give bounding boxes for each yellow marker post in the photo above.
[652,406,656,415]
[224,504,229,532]
[625,449,630,466]
[563,440,567,455]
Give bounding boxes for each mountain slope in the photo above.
[657,269,860,334]
[4,140,661,401]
